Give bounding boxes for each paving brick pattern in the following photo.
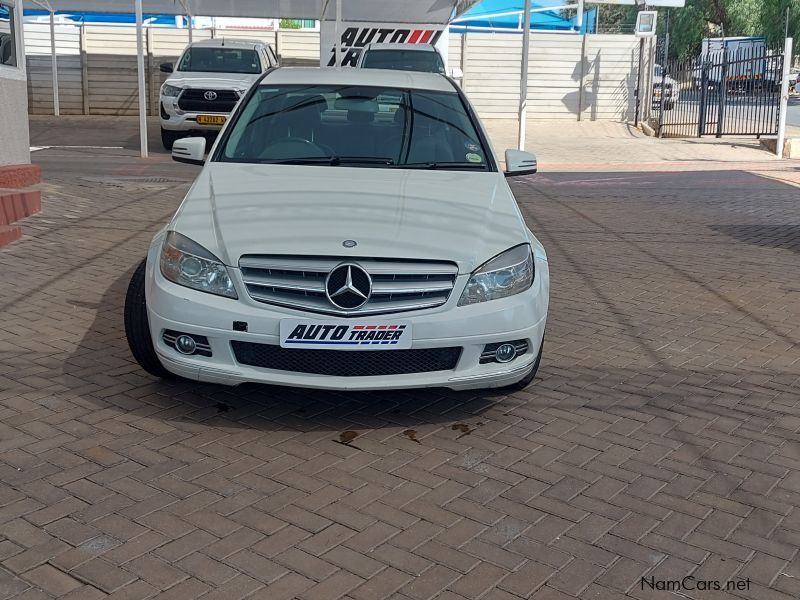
[1,152,799,600]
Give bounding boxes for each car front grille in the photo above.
[239,255,459,317]
[177,89,239,113]
[231,341,462,377]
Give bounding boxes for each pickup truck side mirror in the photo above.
[159,62,174,73]
[449,66,464,80]
[504,149,537,177]
[172,137,206,166]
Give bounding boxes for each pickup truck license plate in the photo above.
[280,319,412,350]
[196,114,226,125]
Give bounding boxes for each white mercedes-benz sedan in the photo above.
[125,67,549,391]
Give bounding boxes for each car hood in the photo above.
[165,71,261,90]
[170,163,530,274]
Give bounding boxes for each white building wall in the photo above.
[0,1,30,167]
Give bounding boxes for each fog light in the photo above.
[175,335,197,355]
[495,343,517,363]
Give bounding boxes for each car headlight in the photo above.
[160,231,238,299]
[161,83,182,98]
[458,244,534,306]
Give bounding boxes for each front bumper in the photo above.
[159,96,231,132]
[143,248,549,391]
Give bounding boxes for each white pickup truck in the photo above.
[158,38,278,149]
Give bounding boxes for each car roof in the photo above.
[363,43,439,53]
[261,67,455,93]
[189,38,266,49]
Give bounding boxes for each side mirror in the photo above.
[504,149,537,177]
[172,137,206,165]
[159,62,174,73]
[449,66,464,80]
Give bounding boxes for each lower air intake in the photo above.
[231,342,461,377]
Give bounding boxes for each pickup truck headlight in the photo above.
[161,83,182,98]
[458,244,534,306]
[160,231,238,299]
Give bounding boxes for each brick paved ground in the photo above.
[1,136,800,600]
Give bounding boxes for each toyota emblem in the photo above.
[325,263,372,310]
[203,90,218,101]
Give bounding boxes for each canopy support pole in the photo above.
[50,11,60,116]
[576,0,584,32]
[334,0,342,68]
[776,37,793,159]
[517,0,531,150]
[135,0,148,158]
[188,14,193,43]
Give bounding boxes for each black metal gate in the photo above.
[653,45,785,138]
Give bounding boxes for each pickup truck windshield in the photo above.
[178,47,260,74]
[362,50,445,74]
[218,84,490,171]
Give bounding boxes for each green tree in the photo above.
[597,4,638,34]
[759,0,800,54]
[663,0,796,59]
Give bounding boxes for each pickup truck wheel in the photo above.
[125,259,175,379]
[505,339,543,390]
[161,128,180,151]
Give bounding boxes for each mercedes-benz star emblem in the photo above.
[325,263,372,310]
[203,90,218,101]
[342,240,357,248]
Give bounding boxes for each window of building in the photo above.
[0,1,17,68]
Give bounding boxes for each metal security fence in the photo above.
[652,45,785,138]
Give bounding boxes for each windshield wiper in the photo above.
[397,162,487,170]
[258,156,395,166]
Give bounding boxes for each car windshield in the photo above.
[218,84,490,171]
[362,50,445,74]
[178,47,260,74]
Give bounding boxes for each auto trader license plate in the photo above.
[280,320,412,351]
[196,114,226,125]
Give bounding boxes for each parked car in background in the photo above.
[125,67,548,391]
[653,64,679,110]
[158,38,278,149]
[0,31,14,66]
[357,43,463,82]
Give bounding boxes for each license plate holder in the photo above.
[196,114,226,125]
[279,319,412,351]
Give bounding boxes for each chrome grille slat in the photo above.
[371,280,454,294]
[239,257,458,276]
[239,255,458,317]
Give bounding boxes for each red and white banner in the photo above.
[320,21,448,68]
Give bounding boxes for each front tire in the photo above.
[125,259,174,379]
[160,127,180,151]
[505,339,543,390]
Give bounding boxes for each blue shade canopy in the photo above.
[452,0,596,32]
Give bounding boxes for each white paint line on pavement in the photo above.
[31,145,125,151]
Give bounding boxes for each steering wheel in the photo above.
[259,137,334,160]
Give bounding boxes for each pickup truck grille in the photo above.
[239,255,459,317]
[177,89,239,113]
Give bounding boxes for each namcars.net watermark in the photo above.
[641,576,751,593]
